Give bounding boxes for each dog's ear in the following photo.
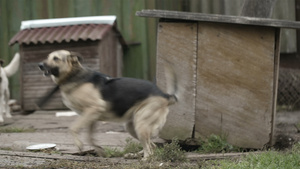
[69,51,83,64]
[0,60,4,66]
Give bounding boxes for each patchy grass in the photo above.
[0,147,12,151]
[28,159,200,169]
[103,138,143,158]
[123,138,143,154]
[0,127,35,133]
[201,142,300,169]
[103,147,124,158]
[4,141,300,169]
[197,134,242,153]
[22,142,300,168]
[28,148,62,155]
[150,138,186,162]
[103,138,186,162]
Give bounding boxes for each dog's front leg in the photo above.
[87,121,106,156]
[87,120,106,156]
[69,110,100,152]
[69,116,84,151]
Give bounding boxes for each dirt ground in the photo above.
[0,110,299,168]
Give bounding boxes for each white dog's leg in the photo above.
[4,89,11,118]
[0,95,4,122]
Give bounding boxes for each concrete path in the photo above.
[0,111,133,154]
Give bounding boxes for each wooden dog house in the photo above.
[137,10,300,148]
[9,16,126,111]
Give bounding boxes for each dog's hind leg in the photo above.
[124,120,146,159]
[133,97,170,160]
[126,120,138,139]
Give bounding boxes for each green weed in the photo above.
[0,127,35,133]
[123,138,143,154]
[197,134,241,153]
[103,147,124,158]
[103,138,143,158]
[150,138,186,162]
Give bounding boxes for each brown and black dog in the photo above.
[38,50,179,159]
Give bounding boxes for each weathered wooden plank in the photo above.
[24,100,66,111]
[270,28,281,145]
[145,0,157,80]
[136,9,300,29]
[23,87,66,110]
[240,0,277,18]
[195,22,276,148]
[121,0,149,79]
[98,31,118,77]
[296,0,300,55]
[156,22,197,140]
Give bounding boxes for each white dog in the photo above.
[0,53,20,122]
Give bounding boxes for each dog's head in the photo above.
[38,50,83,80]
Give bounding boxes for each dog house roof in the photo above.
[9,16,126,46]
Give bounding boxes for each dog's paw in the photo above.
[75,141,83,152]
[6,113,12,118]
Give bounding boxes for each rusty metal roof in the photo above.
[9,24,119,46]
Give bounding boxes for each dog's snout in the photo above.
[38,62,45,70]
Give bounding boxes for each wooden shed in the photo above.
[137,10,300,149]
[9,16,126,112]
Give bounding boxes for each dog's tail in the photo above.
[4,53,20,78]
[164,62,180,105]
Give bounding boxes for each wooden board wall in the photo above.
[195,23,277,148]
[156,22,197,140]
[156,21,279,148]
[98,31,123,77]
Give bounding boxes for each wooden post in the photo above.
[240,0,277,18]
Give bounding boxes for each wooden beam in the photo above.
[136,10,300,29]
